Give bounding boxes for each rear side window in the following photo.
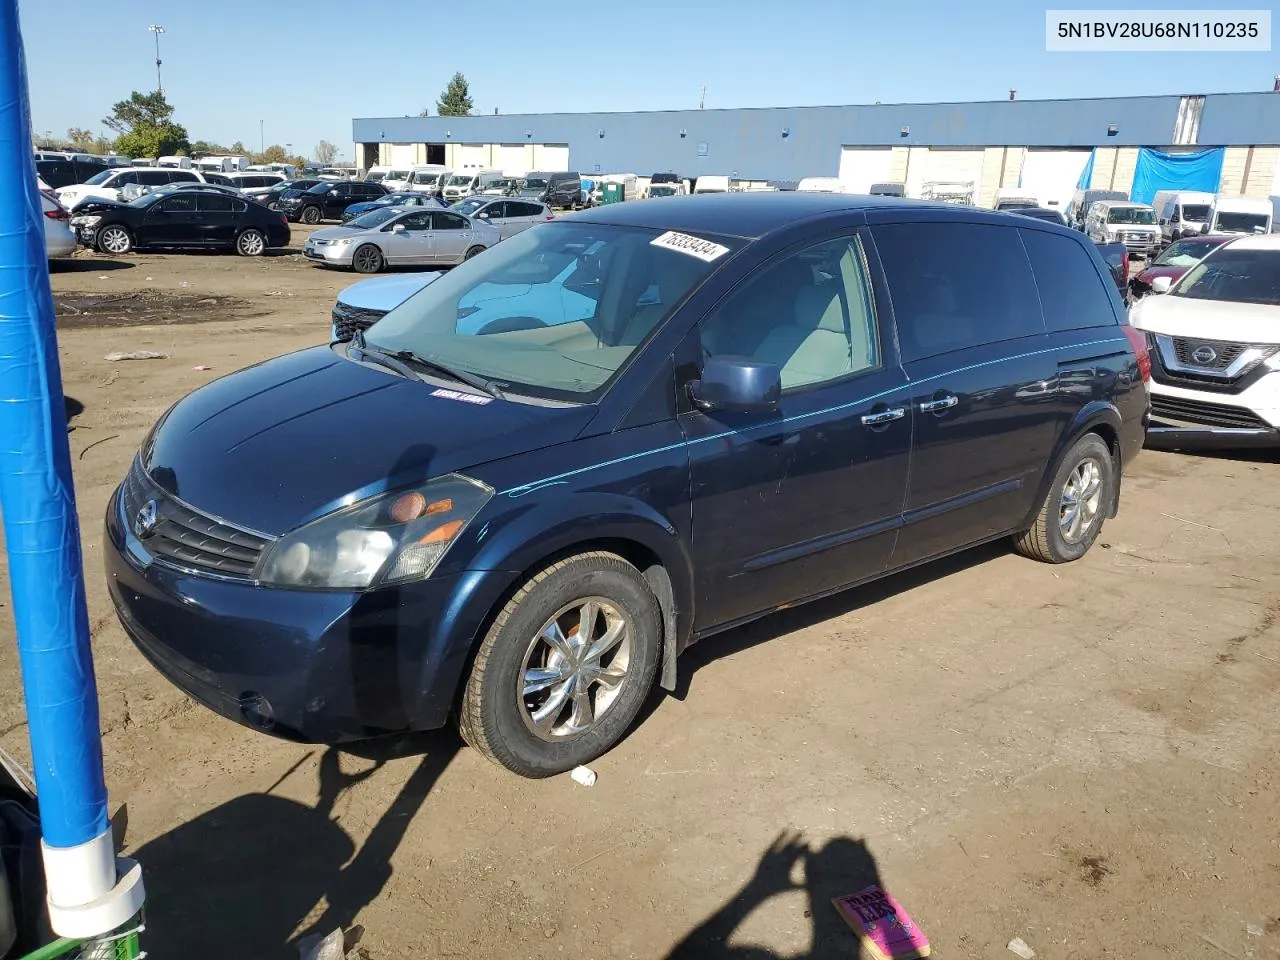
[1020,229,1118,331]
[169,171,198,183]
[872,222,1043,362]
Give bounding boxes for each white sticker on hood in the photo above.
[650,230,730,262]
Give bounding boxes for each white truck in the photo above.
[796,176,845,193]
[693,174,730,194]
[1203,195,1273,237]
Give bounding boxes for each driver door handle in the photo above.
[860,407,906,426]
[918,395,959,413]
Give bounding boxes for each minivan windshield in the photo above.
[447,174,473,186]
[1107,207,1156,225]
[1174,248,1280,306]
[1153,238,1222,267]
[364,222,739,401]
[452,197,488,215]
[1215,212,1270,234]
[84,170,115,185]
[411,172,443,186]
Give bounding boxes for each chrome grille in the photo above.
[330,302,386,342]
[1171,337,1247,370]
[121,461,272,578]
[1150,396,1268,430]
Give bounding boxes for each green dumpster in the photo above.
[601,182,625,204]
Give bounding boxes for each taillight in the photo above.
[1122,325,1151,382]
[280,214,289,228]
[44,206,69,221]
[1121,249,1129,281]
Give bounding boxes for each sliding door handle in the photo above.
[860,407,907,426]
[918,394,958,413]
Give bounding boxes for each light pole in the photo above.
[148,24,165,94]
[259,119,264,155]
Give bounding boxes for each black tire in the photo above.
[464,245,486,260]
[95,224,133,255]
[351,244,384,274]
[235,228,267,257]
[458,551,662,777]
[300,205,321,225]
[1013,433,1113,563]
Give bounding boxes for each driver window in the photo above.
[397,212,432,231]
[480,202,505,219]
[701,236,879,391]
[158,195,196,214]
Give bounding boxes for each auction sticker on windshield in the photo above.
[650,231,730,262]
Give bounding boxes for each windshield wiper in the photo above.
[390,349,506,400]
[347,330,422,381]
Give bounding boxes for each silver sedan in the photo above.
[303,207,502,273]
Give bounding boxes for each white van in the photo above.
[405,164,452,196]
[195,157,236,173]
[363,164,393,184]
[156,155,192,169]
[1152,190,1215,243]
[1203,195,1273,236]
[796,177,845,194]
[693,174,730,194]
[442,168,503,203]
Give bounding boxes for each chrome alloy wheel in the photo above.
[99,226,130,254]
[518,597,632,741]
[1059,456,1104,544]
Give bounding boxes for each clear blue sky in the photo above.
[18,0,1278,162]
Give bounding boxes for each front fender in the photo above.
[411,492,695,728]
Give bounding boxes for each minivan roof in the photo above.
[570,192,1023,240]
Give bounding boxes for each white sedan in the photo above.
[1129,234,1280,448]
[303,207,502,273]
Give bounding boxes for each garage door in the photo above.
[532,143,570,170]
[457,144,488,169]
[1019,149,1092,209]
[909,148,986,202]
[389,143,417,167]
[838,147,893,194]
[496,144,528,175]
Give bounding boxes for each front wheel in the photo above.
[1013,433,1113,563]
[235,228,266,257]
[95,225,133,255]
[458,552,662,777]
[351,244,384,274]
[463,245,486,260]
[300,206,321,225]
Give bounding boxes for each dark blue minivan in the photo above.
[105,194,1151,776]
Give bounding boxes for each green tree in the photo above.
[114,122,190,161]
[191,139,228,157]
[436,72,474,117]
[230,141,247,154]
[258,144,288,163]
[102,90,175,135]
[67,127,95,148]
[314,140,338,165]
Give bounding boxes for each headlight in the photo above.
[256,474,492,589]
[71,215,102,227]
[335,238,353,247]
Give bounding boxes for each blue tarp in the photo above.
[1129,147,1225,205]
[1075,149,1096,190]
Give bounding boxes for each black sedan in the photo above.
[71,189,292,256]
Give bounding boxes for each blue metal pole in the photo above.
[0,0,143,938]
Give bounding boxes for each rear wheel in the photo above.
[95,225,133,255]
[458,552,662,777]
[300,205,321,225]
[1013,433,1112,563]
[464,245,485,260]
[235,228,266,257]
[351,244,384,274]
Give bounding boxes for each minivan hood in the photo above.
[1129,293,1280,345]
[143,346,593,535]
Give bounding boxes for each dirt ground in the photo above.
[1,231,1278,960]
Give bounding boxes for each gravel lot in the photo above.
[1,230,1278,959]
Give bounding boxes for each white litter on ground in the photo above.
[1007,937,1036,959]
[570,766,597,787]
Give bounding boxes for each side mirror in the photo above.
[392,224,406,234]
[477,211,489,219]
[1150,276,1173,295]
[688,356,781,414]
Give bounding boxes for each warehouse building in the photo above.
[353,91,1280,207]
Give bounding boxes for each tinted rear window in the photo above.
[873,222,1043,362]
[1020,229,1118,332]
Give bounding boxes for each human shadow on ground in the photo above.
[667,831,891,958]
[127,733,458,959]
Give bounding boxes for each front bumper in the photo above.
[1145,377,1280,449]
[302,240,355,266]
[104,486,494,742]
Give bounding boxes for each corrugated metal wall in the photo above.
[354,93,1280,184]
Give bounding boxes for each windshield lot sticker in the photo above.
[431,388,492,405]
[650,231,730,262]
